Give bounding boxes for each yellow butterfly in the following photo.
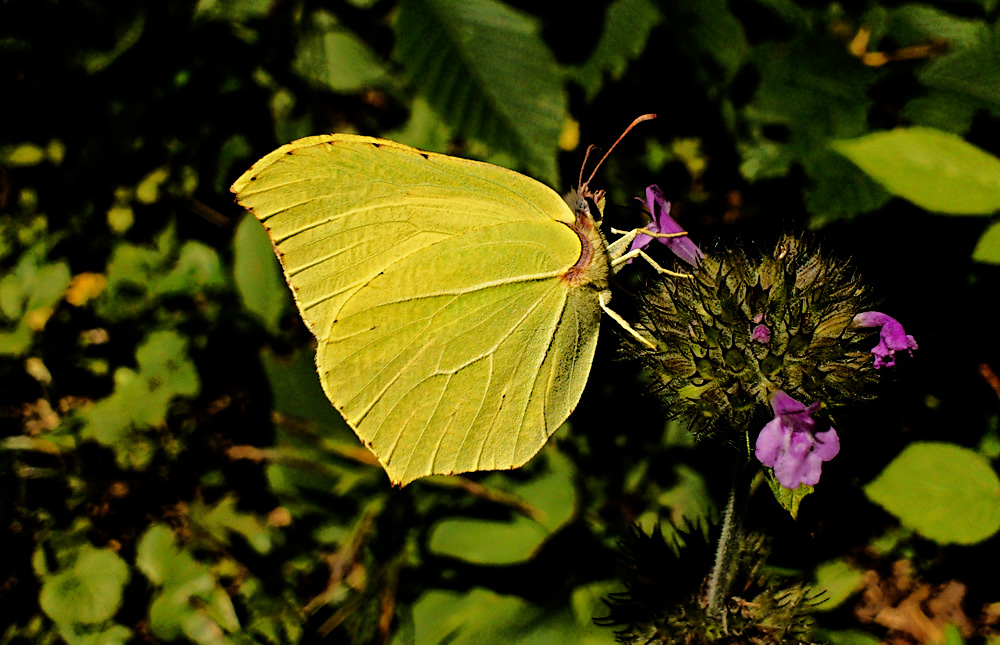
[232,116,677,485]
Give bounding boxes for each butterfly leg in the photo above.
[606,228,692,278]
[598,291,656,350]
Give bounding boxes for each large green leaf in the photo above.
[832,127,1000,214]
[394,0,566,184]
[864,442,1000,544]
[427,450,577,564]
[399,586,617,645]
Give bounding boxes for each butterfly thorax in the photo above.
[561,189,611,291]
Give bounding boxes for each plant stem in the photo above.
[706,478,741,626]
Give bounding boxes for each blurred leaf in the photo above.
[428,450,577,564]
[194,0,273,22]
[385,96,453,151]
[832,127,1000,215]
[39,545,130,626]
[189,495,274,554]
[136,167,170,204]
[81,10,145,74]
[887,5,986,49]
[101,226,224,319]
[673,0,750,82]
[812,559,864,611]
[401,586,617,645]
[3,143,46,166]
[864,442,1000,544]
[973,220,1000,264]
[233,215,287,334]
[260,347,351,433]
[137,525,241,642]
[293,10,389,93]
[572,0,662,100]
[903,89,979,134]
[80,331,199,467]
[740,37,881,220]
[656,464,715,530]
[801,149,890,223]
[919,18,1000,108]
[394,0,567,184]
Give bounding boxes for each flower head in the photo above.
[851,311,917,369]
[629,185,703,267]
[755,391,840,489]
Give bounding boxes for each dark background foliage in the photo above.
[2,0,1000,642]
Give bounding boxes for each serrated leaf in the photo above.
[802,148,891,222]
[973,220,1000,264]
[832,127,1000,215]
[919,19,1000,107]
[394,0,566,184]
[864,442,1000,544]
[572,0,662,100]
[233,215,287,334]
[671,0,749,81]
[39,545,130,626]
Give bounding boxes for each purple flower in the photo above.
[755,391,840,489]
[851,311,918,369]
[629,185,703,267]
[751,323,771,343]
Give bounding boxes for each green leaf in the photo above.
[919,19,1000,108]
[764,470,813,520]
[188,495,274,554]
[80,331,199,467]
[428,450,577,564]
[137,525,241,641]
[394,0,567,184]
[292,10,389,93]
[864,442,1000,544]
[233,215,287,334]
[39,545,130,626]
[671,0,749,82]
[832,127,1000,214]
[973,220,1000,264]
[572,0,662,100]
[812,559,864,611]
[402,586,617,645]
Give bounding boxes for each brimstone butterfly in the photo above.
[231,118,670,486]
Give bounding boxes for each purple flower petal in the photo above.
[852,311,918,369]
[754,391,839,489]
[628,185,703,267]
[751,324,771,343]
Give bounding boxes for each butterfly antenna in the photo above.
[578,144,599,189]
[581,113,656,190]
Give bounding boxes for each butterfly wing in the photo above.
[232,134,602,485]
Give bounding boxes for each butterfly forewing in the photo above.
[232,134,603,485]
